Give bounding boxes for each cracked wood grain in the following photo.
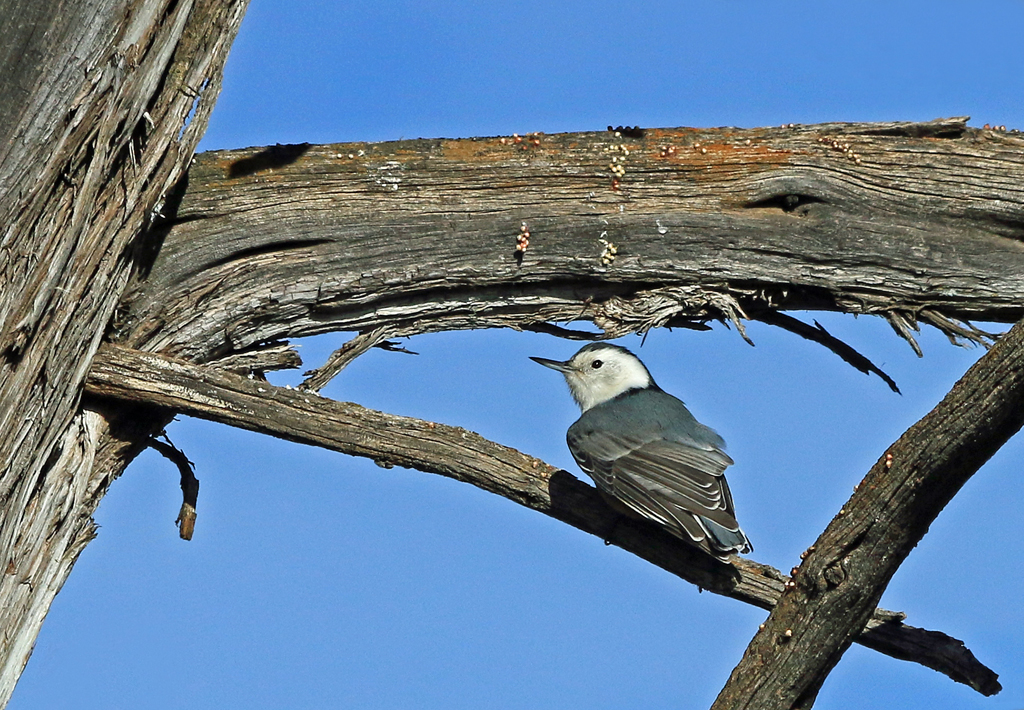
[5,94,1021,707]
[84,343,1000,696]
[82,117,1023,706]
[113,117,1024,365]
[0,0,248,703]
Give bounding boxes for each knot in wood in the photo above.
[822,560,847,588]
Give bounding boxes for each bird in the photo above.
[531,342,751,560]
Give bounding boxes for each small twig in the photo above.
[885,310,924,357]
[754,311,900,393]
[660,319,715,333]
[207,341,302,375]
[522,323,613,341]
[301,327,411,391]
[918,309,1000,349]
[376,340,418,355]
[147,434,199,540]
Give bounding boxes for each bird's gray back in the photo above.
[568,387,727,453]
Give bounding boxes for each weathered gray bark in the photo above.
[114,119,1024,366]
[0,1,248,704]
[92,120,1021,706]
[3,7,1024,702]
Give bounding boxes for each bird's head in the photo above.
[530,343,654,411]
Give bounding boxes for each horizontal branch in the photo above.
[115,118,1024,364]
[84,343,998,694]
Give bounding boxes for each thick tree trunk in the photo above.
[0,1,247,704]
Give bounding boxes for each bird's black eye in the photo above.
[591,359,603,369]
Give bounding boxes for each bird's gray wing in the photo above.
[568,427,742,536]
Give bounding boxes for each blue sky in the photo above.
[11,1,1024,708]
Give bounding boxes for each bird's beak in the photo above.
[529,356,574,373]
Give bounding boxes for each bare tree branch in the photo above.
[3,0,1017,701]
[114,118,1024,368]
[711,317,1024,709]
[301,327,395,392]
[751,311,900,393]
[6,99,1021,703]
[83,343,1000,695]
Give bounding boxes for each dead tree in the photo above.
[2,2,1023,707]
[0,0,250,702]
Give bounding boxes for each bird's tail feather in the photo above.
[702,517,752,555]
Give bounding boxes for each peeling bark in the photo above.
[113,118,1024,365]
[88,119,1023,706]
[0,1,248,704]
[60,117,1024,705]
[3,12,1024,701]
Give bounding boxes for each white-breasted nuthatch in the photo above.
[531,342,751,560]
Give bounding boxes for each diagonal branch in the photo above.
[83,343,999,695]
[710,317,1024,710]
[751,310,900,393]
[301,327,398,392]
